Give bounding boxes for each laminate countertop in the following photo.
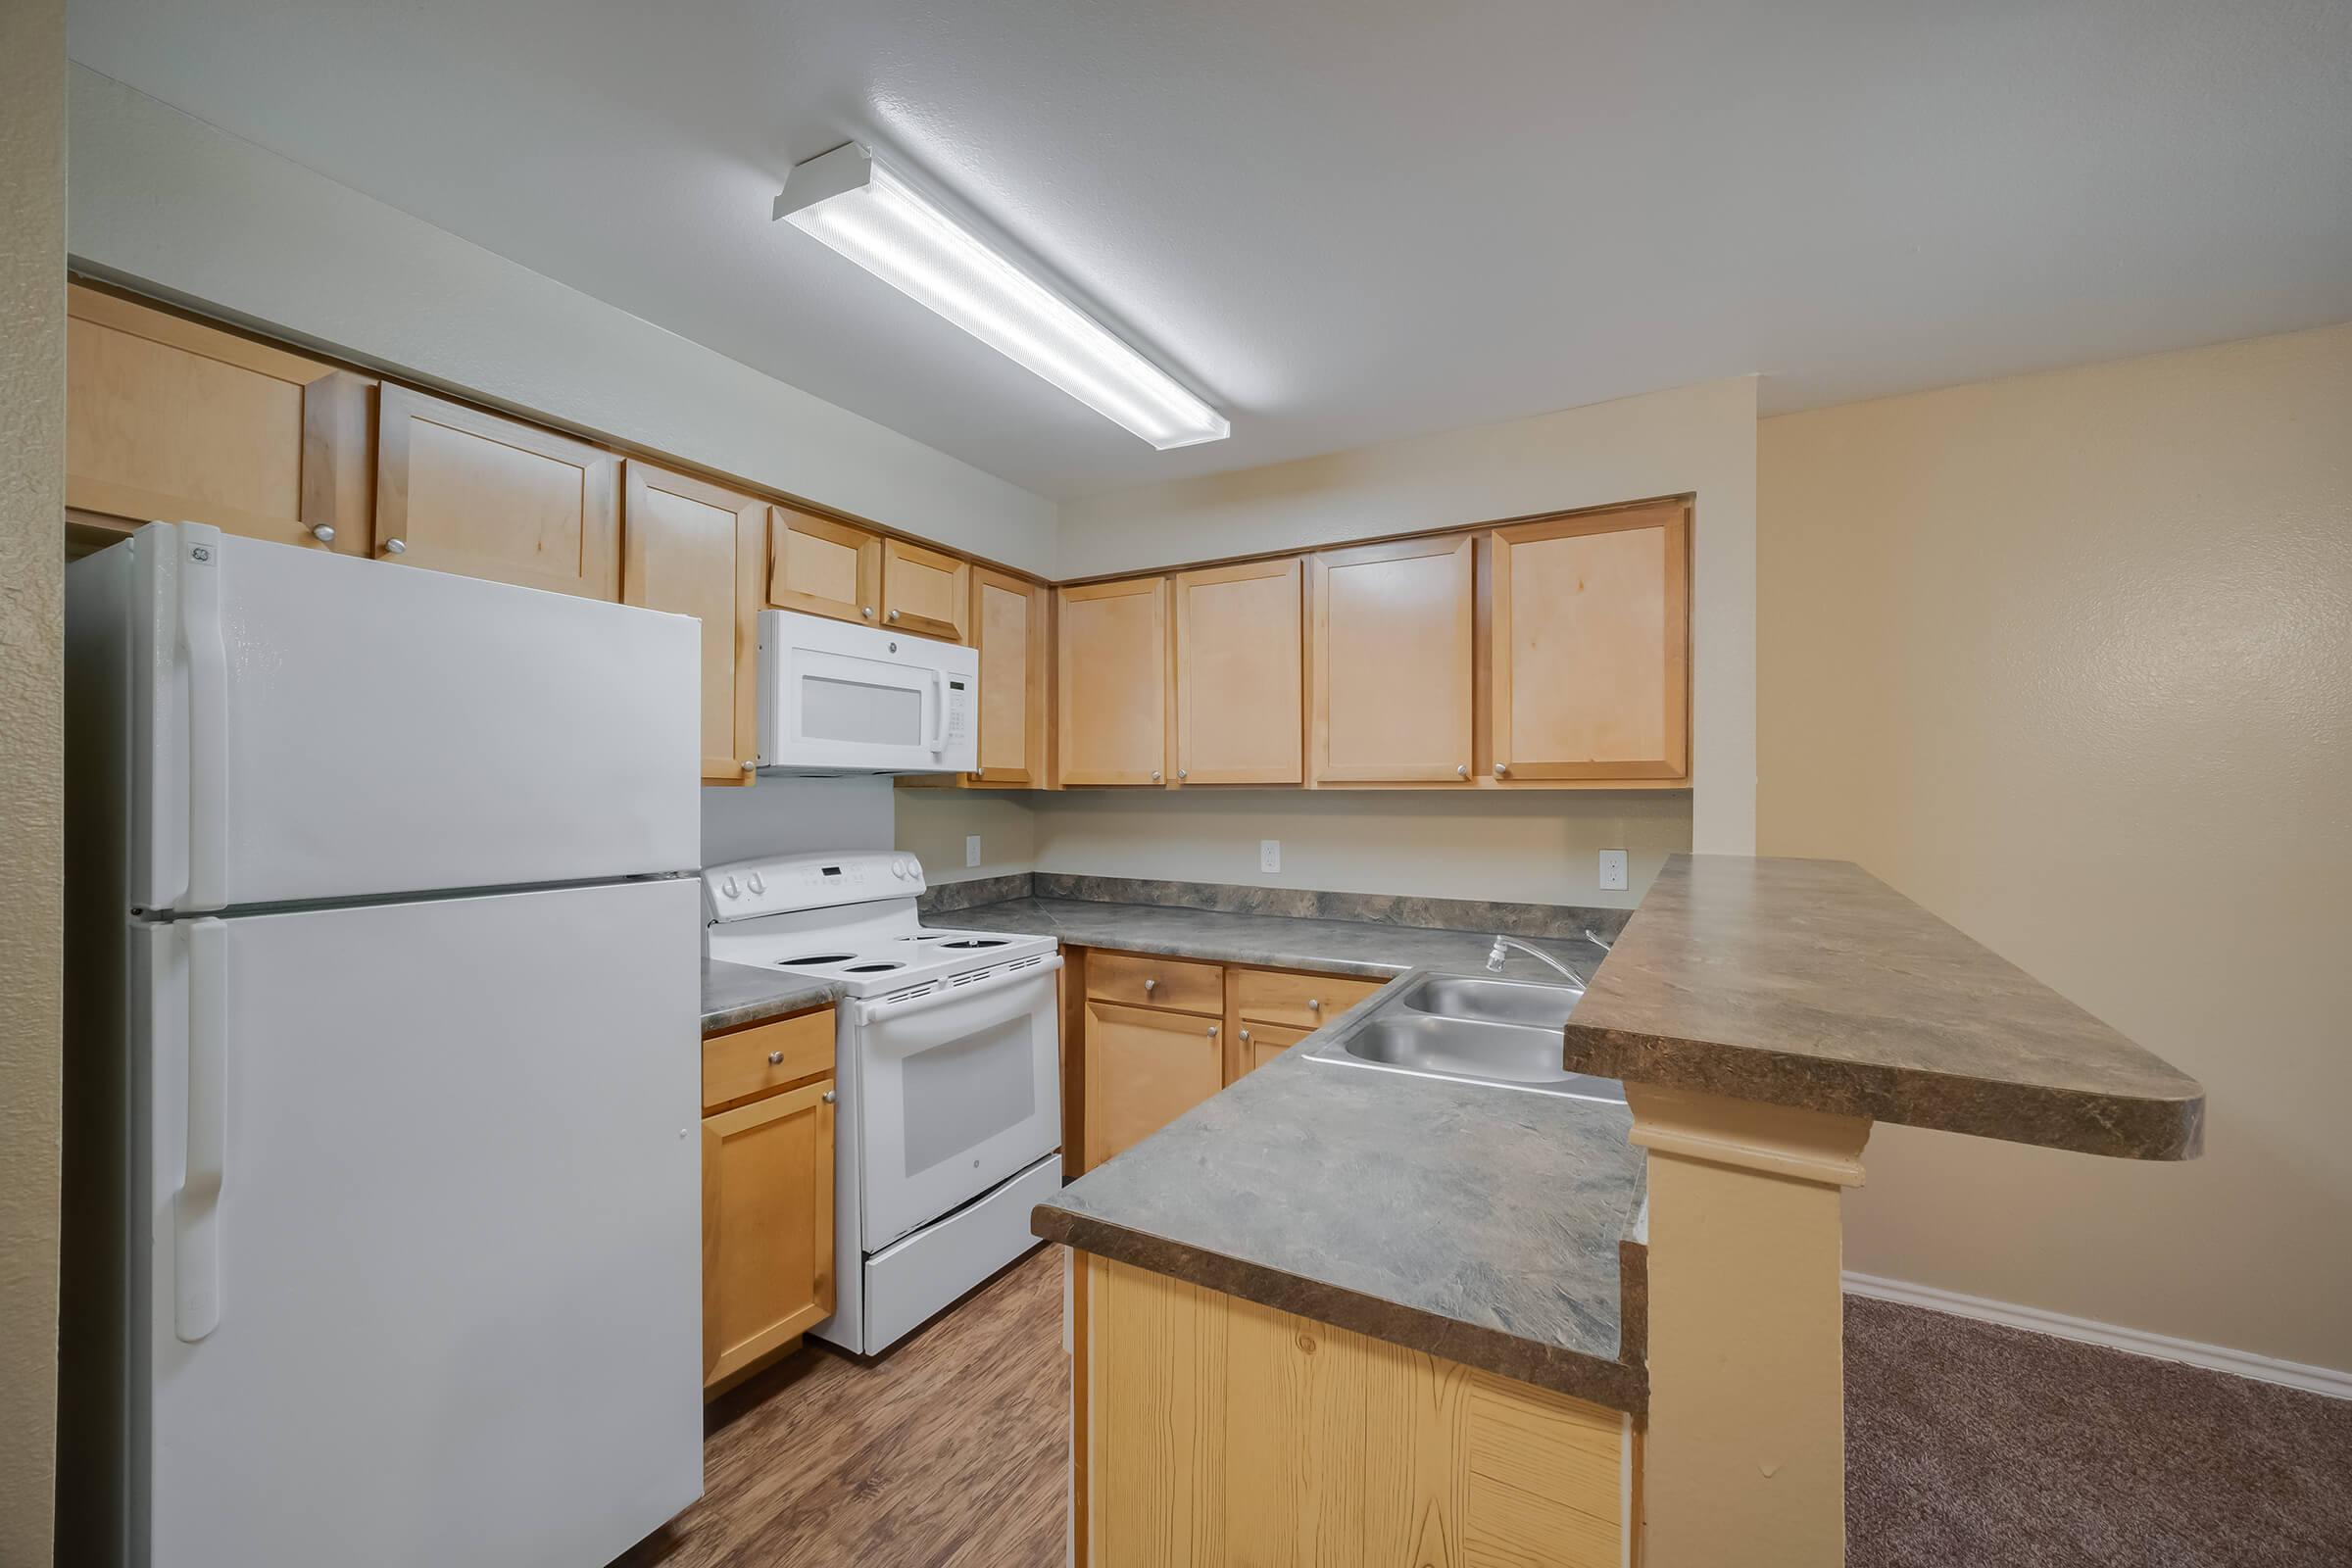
[1562,855,2206,1159]
[701,959,841,1034]
[1034,969,1650,1412]
[934,895,1608,984]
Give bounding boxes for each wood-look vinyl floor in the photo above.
[613,1244,1066,1568]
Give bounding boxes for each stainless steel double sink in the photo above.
[1305,971,1627,1103]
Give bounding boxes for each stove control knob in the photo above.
[721,876,740,899]
[746,872,765,895]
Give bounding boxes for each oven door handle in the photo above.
[855,953,1062,1029]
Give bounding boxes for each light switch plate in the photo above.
[965,835,982,868]
[1260,839,1281,874]
[1598,849,1628,892]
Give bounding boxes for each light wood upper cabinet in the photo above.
[703,1072,836,1389]
[375,385,619,599]
[971,565,1049,786]
[767,506,881,625]
[1173,558,1303,785]
[1057,576,1169,785]
[66,285,374,556]
[1492,502,1690,780]
[1083,1000,1222,1168]
[1310,535,1475,784]
[621,461,764,786]
[882,537,970,642]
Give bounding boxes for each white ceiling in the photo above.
[67,0,2352,502]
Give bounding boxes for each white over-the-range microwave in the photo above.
[756,609,979,774]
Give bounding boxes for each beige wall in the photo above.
[896,790,1041,887]
[0,0,67,1554]
[1028,790,1690,907]
[1759,322,2352,1372]
[1059,375,1756,856]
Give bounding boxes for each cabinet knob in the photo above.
[1307,998,1321,1012]
[821,1089,837,1103]
[309,524,335,544]
[1207,1025,1219,1039]
[381,538,406,557]
[1176,768,1188,781]
[1238,1028,1251,1044]
[741,760,757,773]
[1143,978,1157,994]
[1494,762,1509,778]
[1455,762,1469,778]
[767,1051,784,1065]
[1151,769,1162,782]
[887,609,901,622]
[861,606,874,618]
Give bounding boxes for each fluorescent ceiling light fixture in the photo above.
[774,143,1228,450]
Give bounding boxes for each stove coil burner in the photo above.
[939,938,1009,950]
[844,961,906,974]
[779,953,857,966]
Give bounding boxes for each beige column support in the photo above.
[1628,1084,1872,1568]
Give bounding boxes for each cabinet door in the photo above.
[1232,1021,1309,1081]
[621,461,764,785]
[1084,1001,1222,1167]
[1174,558,1303,785]
[1310,536,1474,783]
[768,505,881,625]
[971,565,1049,786]
[882,537,969,642]
[1057,577,1169,786]
[1492,503,1690,780]
[703,1076,836,1388]
[66,286,373,556]
[375,385,620,599]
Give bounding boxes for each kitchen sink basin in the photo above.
[1396,973,1581,1030]
[1306,974,1626,1104]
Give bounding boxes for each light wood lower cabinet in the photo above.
[622,461,765,785]
[65,284,374,557]
[1082,999,1222,1169]
[1070,950,1385,1165]
[376,385,620,599]
[1075,1252,1634,1567]
[701,1010,837,1392]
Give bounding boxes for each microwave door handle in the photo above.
[924,667,946,753]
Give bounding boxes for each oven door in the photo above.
[854,956,1063,1250]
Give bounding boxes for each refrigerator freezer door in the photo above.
[135,879,702,1568]
[113,521,699,911]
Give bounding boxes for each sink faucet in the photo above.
[1486,936,1588,990]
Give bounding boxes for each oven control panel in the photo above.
[705,851,926,921]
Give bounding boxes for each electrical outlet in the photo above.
[1260,839,1281,874]
[1598,849,1628,892]
[965,835,982,868]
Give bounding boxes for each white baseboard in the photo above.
[1841,1271,2352,1402]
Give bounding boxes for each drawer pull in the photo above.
[1143,978,1157,995]
[767,1051,784,1065]
[1306,998,1321,1012]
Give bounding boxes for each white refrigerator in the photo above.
[62,521,707,1568]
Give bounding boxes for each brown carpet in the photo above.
[1845,1296,2352,1566]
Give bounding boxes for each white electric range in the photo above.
[705,852,1063,1354]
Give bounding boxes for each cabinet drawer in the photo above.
[1084,951,1224,1015]
[1232,968,1384,1029]
[704,1007,836,1111]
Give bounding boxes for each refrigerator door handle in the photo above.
[178,522,229,910]
[178,916,227,1342]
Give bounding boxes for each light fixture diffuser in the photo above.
[774,143,1228,450]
